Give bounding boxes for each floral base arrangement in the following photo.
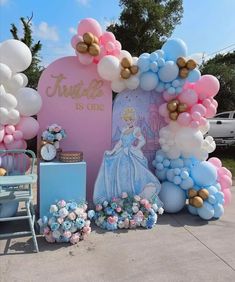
[93,192,164,231]
[41,123,66,149]
[38,200,94,244]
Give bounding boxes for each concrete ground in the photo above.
[0,186,235,282]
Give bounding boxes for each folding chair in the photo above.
[0,149,39,252]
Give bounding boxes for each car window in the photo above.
[215,113,230,118]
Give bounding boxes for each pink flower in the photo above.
[54,126,61,133]
[57,200,66,208]
[137,211,144,219]
[70,232,80,244]
[129,219,137,229]
[57,217,64,224]
[107,216,116,224]
[95,204,103,211]
[140,199,147,205]
[63,231,72,239]
[43,226,50,235]
[144,203,152,210]
[68,212,76,221]
[121,192,128,199]
[134,195,141,202]
[116,206,122,213]
[83,226,91,235]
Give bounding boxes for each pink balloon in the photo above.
[15,117,39,140]
[5,139,25,150]
[178,89,198,107]
[191,104,207,116]
[202,98,211,107]
[158,103,168,117]
[219,175,232,189]
[163,91,178,102]
[4,134,14,144]
[199,117,207,126]
[0,125,5,142]
[191,111,201,121]
[105,41,115,52]
[205,104,216,118]
[115,40,122,51]
[100,32,116,44]
[208,157,222,168]
[211,99,218,108]
[223,189,232,206]
[178,112,191,126]
[219,167,232,178]
[190,120,200,128]
[77,52,93,65]
[77,18,102,38]
[13,130,23,140]
[5,125,15,134]
[71,34,83,49]
[194,75,220,97]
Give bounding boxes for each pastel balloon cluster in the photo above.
[0,39,42,151]
[159,75,219,128]
[71,18,121,65]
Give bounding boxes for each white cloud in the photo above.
[69,27,77,35]
[34,22,59,41]
[76,0,89,6]
[0,0,8,6]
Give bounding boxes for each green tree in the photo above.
[107,0,183,56]
[10,16,43,89]
[200,51,235,112]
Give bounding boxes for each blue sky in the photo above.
[0,0,234,66]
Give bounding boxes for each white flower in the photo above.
[49,204,58,213]
[152,203,158,211]
[140,220,147,228]
[55,133,62,141]
[52,230,61,239]
[158,207,164,215]
[118,221,125,229]
[132,206,139,213]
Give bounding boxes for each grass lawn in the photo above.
[210,146,235,177]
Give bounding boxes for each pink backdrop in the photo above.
[37,56,112,201]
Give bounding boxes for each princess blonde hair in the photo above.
[122,107,136,121]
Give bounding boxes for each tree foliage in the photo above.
[107,0,183,56]
[200,51,235,112]
[10,16,43,89]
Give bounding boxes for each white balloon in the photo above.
[132,57,139,65]
[199,120,210,135]
[0,85,17,110]
[111,79,125,93]
[97,55,120,81]
[5,73,24,94]
[0,63,12,84]
[7,109,20,125]
[18,73,28,87]
[125,76,139,90]
[0,39,32,73]
[0,107,8,125]
[16,87,42,116]
[118,50,133,64]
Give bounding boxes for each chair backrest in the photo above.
[0,149,36,176]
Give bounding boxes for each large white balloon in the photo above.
[0,85,17,110]
[0,63,12,84]
[125,76,139,90]
[5,73,24,94]
[111,79,125,93]
[0,39,32,73]
[0,107,8,125]
[16,87,42,116]
[97,55,120,81]
[7,109,20,125]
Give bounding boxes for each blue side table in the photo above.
[38,161,86,217]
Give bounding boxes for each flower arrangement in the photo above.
[93,193,164,231]
[41,124,66,148]
[38,200,93,244]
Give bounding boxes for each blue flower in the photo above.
[62,220,72,231]
[70,202,78,211]
[50,222,60,231]
[111,202,117,209]
[106,222,118,231]
[146,216,155,229]
[105,207,113,215]
[75,218,85,229]
[88,210,95,219]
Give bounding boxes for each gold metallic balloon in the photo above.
[188,188,198,198]
[76,42,88,53]
[189,198,194,206]
[179,67,189,78]
[88,43,100,56]
[198,189,209,200]
[177,103,188,113]
[130,65,139,75]
[186,59,197,70]
[121,57,132,68]
[167,99,179,112]
[192,196,203,208]
[83,32,94,45]
[121,68,131,79]
[93,36,99,44]
[177,57,187,68]
[169,111,179,121]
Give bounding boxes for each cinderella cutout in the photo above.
[93,107,163,206]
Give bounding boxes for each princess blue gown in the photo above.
[93,126,162,205]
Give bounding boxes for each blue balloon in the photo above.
[155,155,164,162]
[187,69,201,83]
[172,79,180,87]
[198,202,214,220]
[166,169,175,182]
[150,52,159,62]
[191,161,217,186]
[162,38,188,61]
[150,61,158,72]
[213,204,224,218]
[180,177,194,190]
[155,168,167,181]
[174,168,181,175]
[155,81,165,92]
[159,182,186,213]
[167,87,176,95]
[170,158,184,168]
[180,170,189,179]
[158,61,179,82]
[188,204,198,215]
[165,83,171,89]
[140,72,158,91]
[157,57,165,67]
[215,191,224,204]
[207,185,218,195]
[208,195,217,205]
[163,159,170,167]
[156,163,164,170]
[175,86,182,94]
[173,176,182,185]
[137,56,150,72]
[155,49,164,58]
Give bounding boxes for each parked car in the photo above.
[208,111,235,147]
